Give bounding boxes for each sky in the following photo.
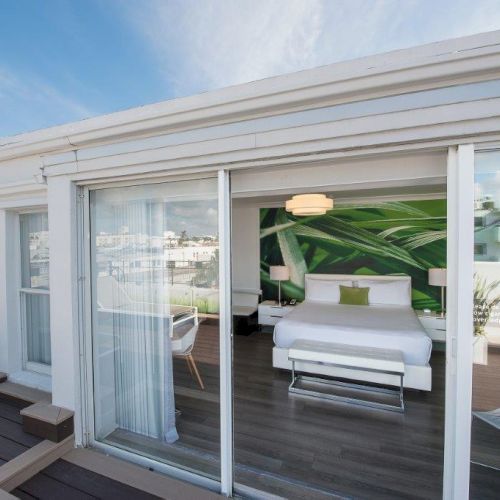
[1,0,500,138]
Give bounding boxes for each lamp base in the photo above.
[439,286,446,319]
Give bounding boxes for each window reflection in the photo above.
[471,151,500,486]
[90,178,221,479]
[20,212,49,290]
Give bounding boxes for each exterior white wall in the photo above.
[0,142,49,384]
[0,193,47,387]
[0,155,42,185]
[0,210,22,374]
[47,176,79,410]
[0,210,7,373]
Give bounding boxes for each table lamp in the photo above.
[270,265,289,306]
[428,268,447,317]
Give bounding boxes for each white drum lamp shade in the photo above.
[428,268,447,317]
[285,194,333,216]
[270,266,289,305]
[270,266,290,281]
[428,268,446,286]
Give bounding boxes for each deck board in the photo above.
[12,458,162,500]
[0,396,159,499]
[0,399,41,464]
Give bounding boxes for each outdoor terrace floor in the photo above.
[0,396,160,499]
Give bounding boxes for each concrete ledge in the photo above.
[0,382,51,406]
[20,403,74,443]
[63,448,222,500]
[0,436,74,492]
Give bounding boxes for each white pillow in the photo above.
[305,279,353,303]
[358,279,411,306]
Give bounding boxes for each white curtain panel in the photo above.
[95,194,178,443]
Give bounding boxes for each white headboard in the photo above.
[304,274,412,306]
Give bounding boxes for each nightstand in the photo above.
[416,311,446,342]
[258,300,296,326]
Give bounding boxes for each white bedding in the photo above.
[273,301,432,366]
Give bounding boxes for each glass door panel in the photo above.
[19,212,51,370]
[231,167,446,499]
[470,151,500,495]
[89,177,221,480]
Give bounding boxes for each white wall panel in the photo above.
[0,155,42,185]
[0,210,22,375]
[231,201,260,292]
[47,176,78,410]
[231,152,446,196]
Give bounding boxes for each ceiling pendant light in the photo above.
[285,193,334,216]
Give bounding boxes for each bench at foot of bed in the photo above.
[287,339,406,412]
[273,344,432,392]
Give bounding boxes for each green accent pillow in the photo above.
[339,285,369,306]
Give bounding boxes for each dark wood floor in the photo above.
[105,323,500,500]
[233,331,446,500]
[0,395,159,499]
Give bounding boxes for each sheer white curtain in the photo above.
[93,192,178,443]
[24,294,51,364]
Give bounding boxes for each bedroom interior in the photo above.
[227,151,500,498]
[228,154,451,498]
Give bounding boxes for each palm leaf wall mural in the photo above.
[260,200,446,310]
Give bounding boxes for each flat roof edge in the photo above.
[1,29,500,160]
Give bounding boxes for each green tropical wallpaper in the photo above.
[260,200,446,311]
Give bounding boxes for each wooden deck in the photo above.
[0,395,220,500]
[0,396,160,499]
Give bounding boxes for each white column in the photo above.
[443,144,474,500]
[47,176,79,411]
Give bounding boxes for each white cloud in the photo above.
[0,66,95,137]
[123,0,500,98]
[125,0,325,95]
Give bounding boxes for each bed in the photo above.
[272,274,433,391]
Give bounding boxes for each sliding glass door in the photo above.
[88,176,224,482]
[19,212,51,373]
[470,150,500,495]
[230,165,447,499]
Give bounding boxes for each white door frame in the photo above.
[443,144,475,500]
[74,148,478,498]
[218,169,233,497]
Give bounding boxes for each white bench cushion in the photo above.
[288,339,404,374]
